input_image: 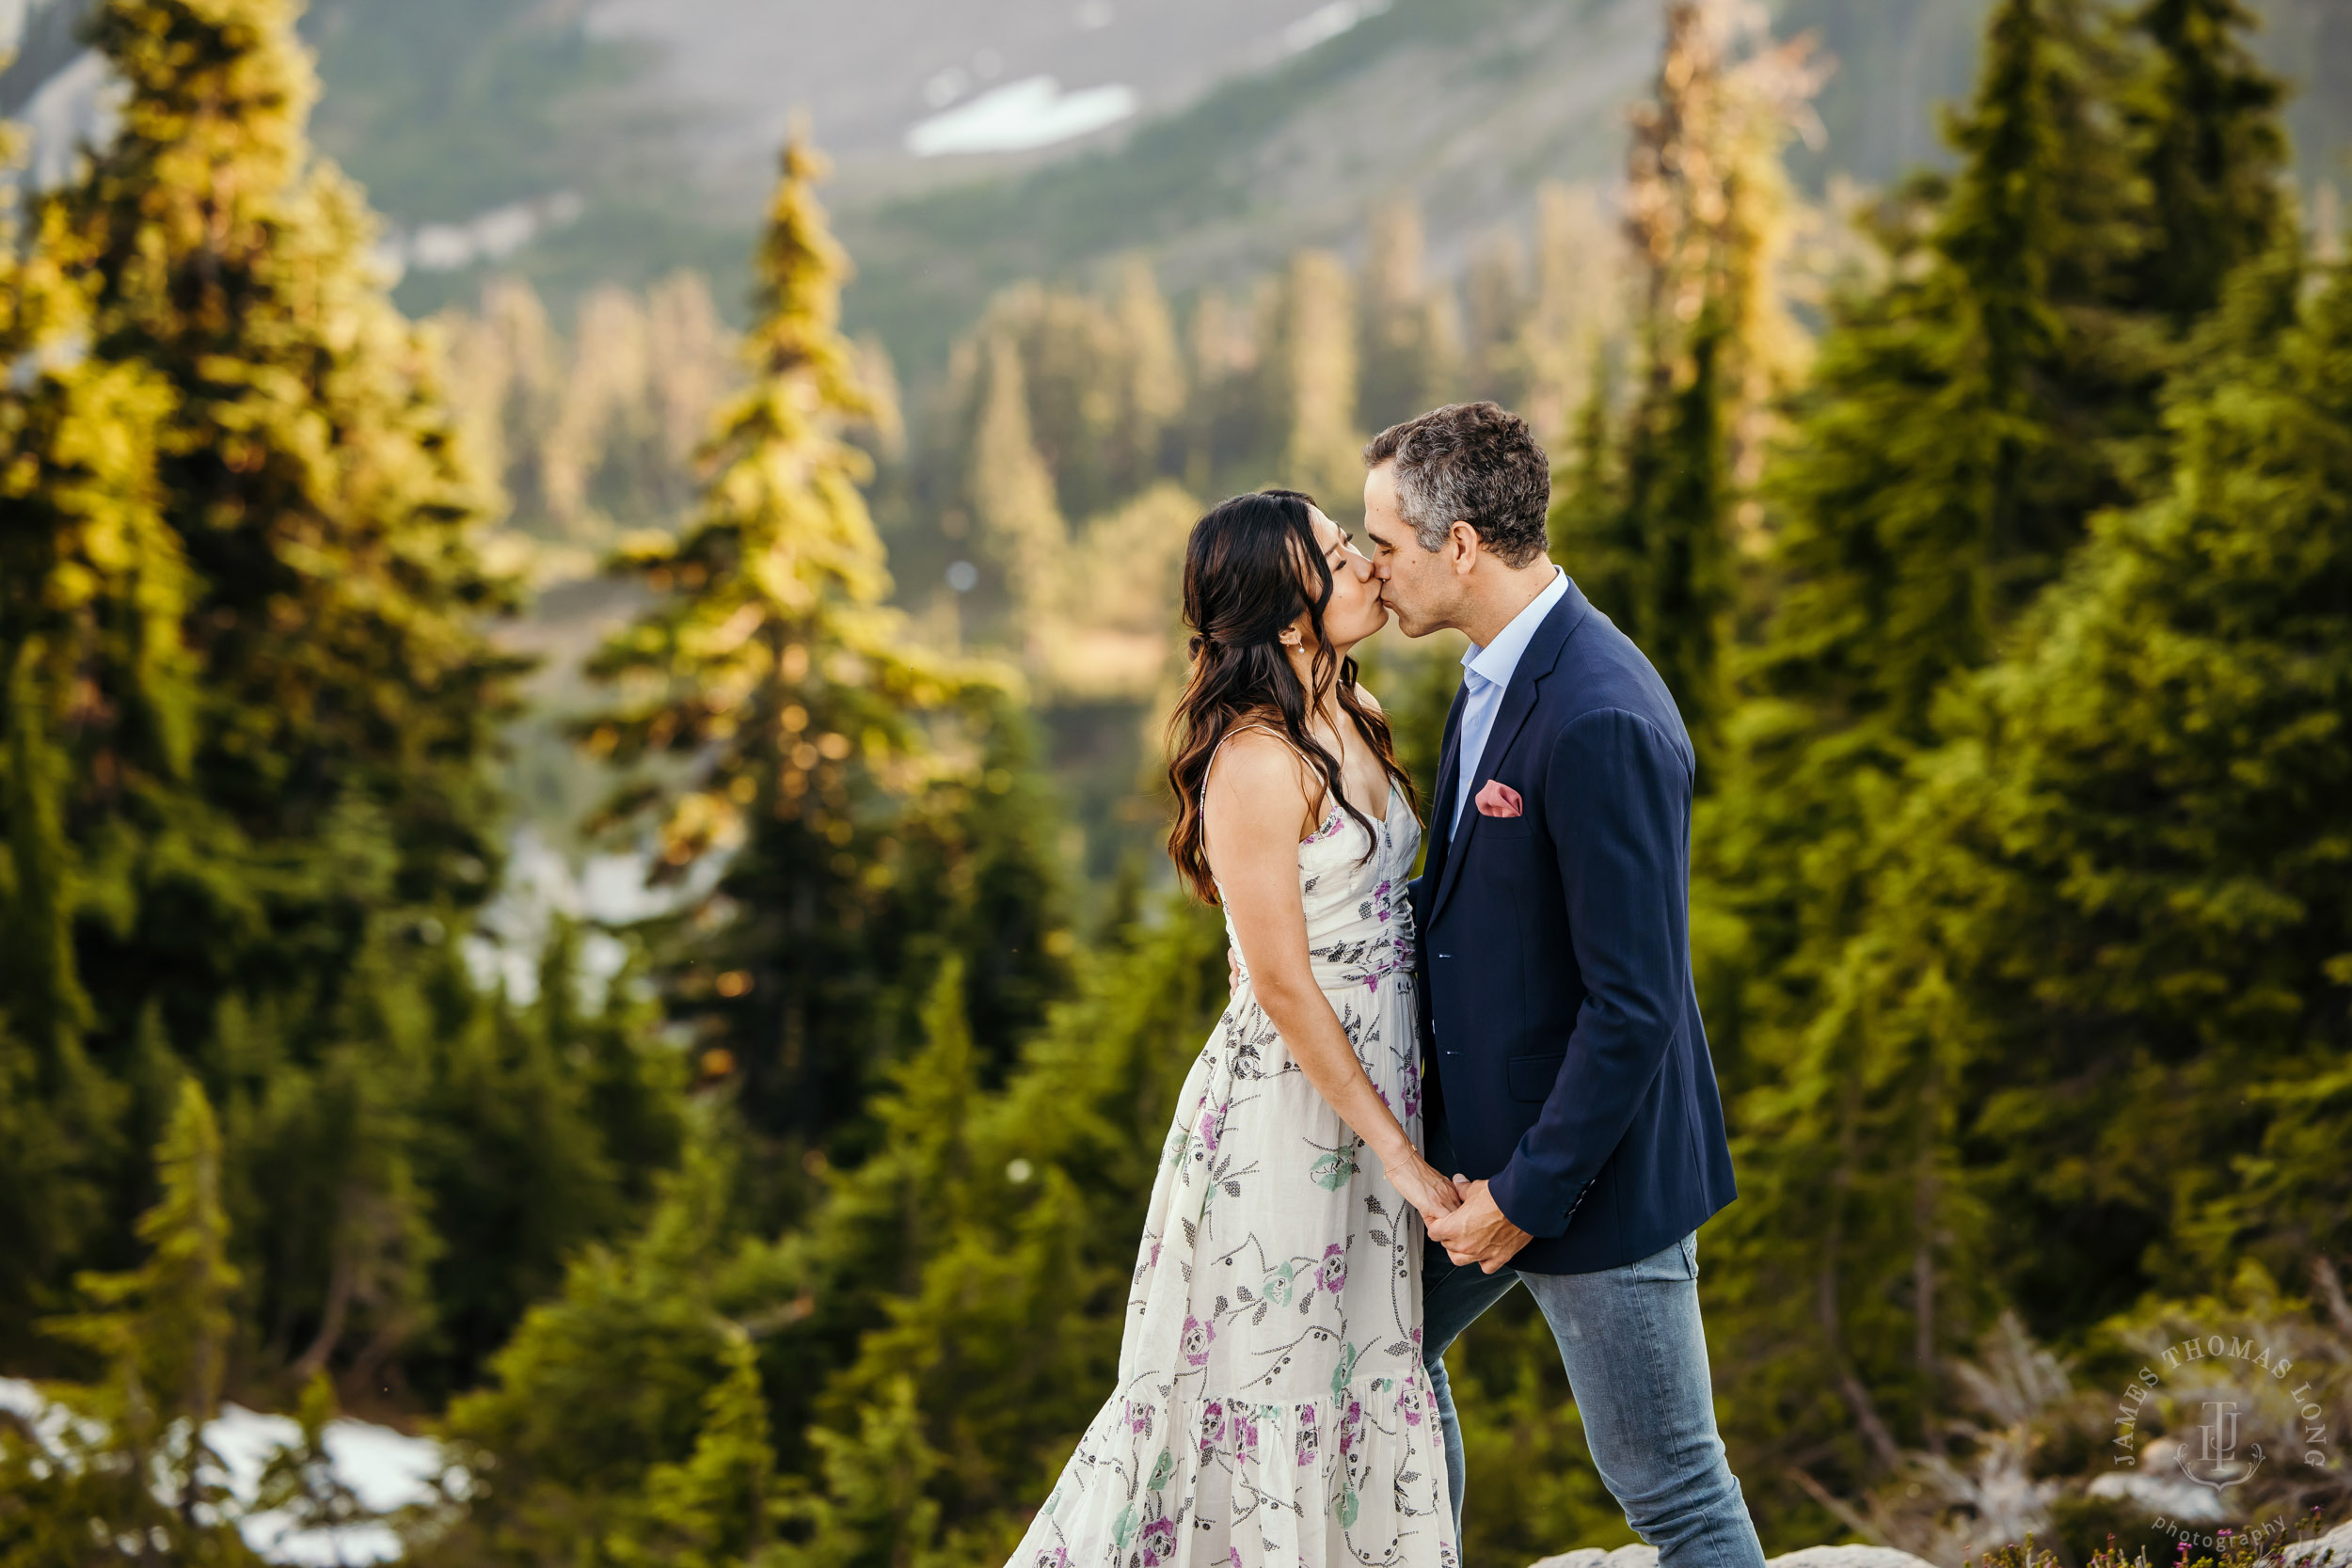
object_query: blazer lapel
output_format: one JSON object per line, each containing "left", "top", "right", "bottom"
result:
{"left": 1424, "top": 683, "right": 1467, "bottom": 869}
{"left": 1426, "top": 581, "right": 1592, "bottom": 927}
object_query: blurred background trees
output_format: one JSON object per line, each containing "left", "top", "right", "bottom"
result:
{"left": 3, "top": 0, "right": 2349, "bottom": 1564}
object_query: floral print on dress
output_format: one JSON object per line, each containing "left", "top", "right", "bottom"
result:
{"left": 1006, "top": 783, "right": 1454, "bottom": 1568}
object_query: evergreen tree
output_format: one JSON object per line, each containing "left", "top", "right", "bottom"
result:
{"left": 1549, "top": 0, "right": 1820, "bottom": 763}
{"left": 608, "top": 1331, "right": 787, "bottom": 1568}
{"left": 1702, "top": 0, "right": 2176, "bottom": 1072}
{"left": 967, "top": 326, "right": 1070, "bottom": 643}
{"left": 1703, "top": 0, "right": 2305, "bottom": 1523}
{"left": 432, "top": 1132, "right": 794, "bottom": 1566}
{"left": 1515, "top": 183, "right": 1623, "bottom": 448}
{"left": 1912, "top": 247, "right": 2352, "bottom": 1315}
{"left": 1112, "top": 258, "right": 1187, "bottom": 490}
{"left": 58, "top": 0, "right": 521, "bottom": 1038}
{"left": 2124, "top": 0, "right": 2288, "bottom": 325}
{"left": 1358, "top": 199, "right": 1458, "bottom": 434}
{"left": 8, "top": 1082, "right": 259, "bottom": 1565}
{"left": 583, "top": 135, "right": 1067, "bottom": 1163}
{"left": 405, "top": 927, "right": 686, "bottom": 1396}
{"left": 1460, "top": 237, "right": 1529, "bottom": 408}
{"left": 1693, "top": 0, "right": 2294, "bottom": 1524}
{"left": 1274, "top": 249, "right": 1363, "bottom": 511}
{"left": 766, "top": 909, "right": 1227, "bottom": 1566}
{"left": 0, "top": 182, "right": 178, "bottom": 1356}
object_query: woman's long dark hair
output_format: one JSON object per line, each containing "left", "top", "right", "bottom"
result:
{"left": 1167, "top": 489, "right": 1417, "bottom": 904}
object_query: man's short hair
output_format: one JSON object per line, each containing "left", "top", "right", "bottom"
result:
{"left": 1363, "top": 402, "right": 1550, "bottom": 566}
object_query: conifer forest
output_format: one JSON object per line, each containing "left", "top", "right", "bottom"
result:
{"left": 2, "top": 0, "right": 2350, "bottom": 1565}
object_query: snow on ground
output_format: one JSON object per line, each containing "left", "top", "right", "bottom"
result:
{"left": 0, "top": 1378, "right": 453, "bottom": 1565}
{"left": 905, "top": 74, "right": 1138, "bottom": 154}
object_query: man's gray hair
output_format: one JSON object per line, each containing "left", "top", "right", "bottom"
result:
{"left": 1362, "top": 402, "right": 1550, "bottom": 567}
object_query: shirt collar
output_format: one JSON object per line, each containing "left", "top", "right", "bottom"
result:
{"left": 1461, "top": 567, "right": 1568, "bottom": 689}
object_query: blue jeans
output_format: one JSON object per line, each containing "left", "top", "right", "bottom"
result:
{"left": 1421, "top": 1124, "right": 1764, "bottom": 1568}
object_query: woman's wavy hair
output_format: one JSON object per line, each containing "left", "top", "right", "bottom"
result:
{"left": 1166, "top": 489, "right": 1416, "bottom": 904}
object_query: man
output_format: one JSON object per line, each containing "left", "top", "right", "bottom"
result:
{"left": 1361, "top": 401, "right": 1761, "bottom": 1567}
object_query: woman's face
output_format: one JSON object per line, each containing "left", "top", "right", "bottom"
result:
{"left": 1299, "top": 506, "right": 1388, "bottom": 653}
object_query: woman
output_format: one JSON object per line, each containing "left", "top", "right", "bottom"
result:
{"left": 1009, "top": 490, "right": 1459, "bottom": 1568}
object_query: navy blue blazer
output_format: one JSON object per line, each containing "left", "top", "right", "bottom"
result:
{"left": 1409, "top": 577, "right": 1737, "bottom": 1275}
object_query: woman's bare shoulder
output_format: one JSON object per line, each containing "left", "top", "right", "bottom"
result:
{"left": 1207, "top": 724, "right": 1310, "bottom": 793}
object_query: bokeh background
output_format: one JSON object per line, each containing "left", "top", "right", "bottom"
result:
{"left": 3, "top": 1, "right": 2351, "bottom": 1564}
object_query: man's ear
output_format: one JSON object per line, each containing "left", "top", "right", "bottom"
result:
{"left": 1449, "top": 519, "right": 1480, "bottom": 576}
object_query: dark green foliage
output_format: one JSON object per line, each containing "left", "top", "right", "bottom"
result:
{"left": 582, "top": 140, "right": 1070, "bottom": 1166}
{"left": 423, "top": 908, "right": 1225, "bottom": 1568}
{"left": 1694, "top": 0, "right": 2311, "bottom": 1531}
{"left": 62, "top": 0, "right": 524, "bottom": 1036}
{"left": 1919, "top": 250, "right": 2352, "bottom": 1307}
{"left": 428, "top": 1132, "right": 793, "bottom": 1564}
{"left": 0, "top": 0, "right": 689, "bottom": 1402}
{"left": 0, "top": 1082, "right": 262, "bottom": 1567}
{"left": 2125, "top": 0, "right": 2290, "bottom": 325}
{"left": 1554, "top": 309, "right": 1734, "bottom": 758}
{"left": 773, "top": 911, "right": 1226, "bottom": 1558}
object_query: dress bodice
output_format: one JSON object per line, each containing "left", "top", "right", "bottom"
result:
{"left": 1220, "top": 780, "right": 1422, "bottom": 994}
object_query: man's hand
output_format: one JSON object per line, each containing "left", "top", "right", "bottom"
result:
{"left": 1426, "top": 1177, "right": 1532, "bottom": 1274}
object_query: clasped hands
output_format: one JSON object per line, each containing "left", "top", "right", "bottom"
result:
{"left": 1388, "top": 1158, "right": 1531, "bottom": 1275}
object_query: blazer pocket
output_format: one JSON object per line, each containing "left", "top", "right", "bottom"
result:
{"left": 1506, "top": 1051, "right": 1565, "bottom": 1101}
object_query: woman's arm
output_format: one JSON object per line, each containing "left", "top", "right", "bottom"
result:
{"left": 1204, "top": 733, "right": 1459, "bottom": 1227}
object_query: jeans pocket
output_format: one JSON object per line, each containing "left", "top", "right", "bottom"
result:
{"left": 1625, "top": 1231, "right": 1698, "bottom": 1284}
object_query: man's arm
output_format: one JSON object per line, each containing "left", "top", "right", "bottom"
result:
{"left": 1486, "top": 706, "right": 1692, "bottom": 1238}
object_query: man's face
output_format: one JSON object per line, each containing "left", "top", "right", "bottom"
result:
{"left": 1363, "top": 461, "right": 1455, "bottom": 638}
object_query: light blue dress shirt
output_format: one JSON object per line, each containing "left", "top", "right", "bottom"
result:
{"left": 1451, "top": 566, "right": 1570, "bottom": 836}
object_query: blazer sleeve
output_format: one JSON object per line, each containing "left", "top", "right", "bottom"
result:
{"left": 1486, "top": 706, "right": 1692, "bottom": 1238}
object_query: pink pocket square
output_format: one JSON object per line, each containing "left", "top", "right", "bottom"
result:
{"left": 1474, "top": 780, "right": 1523, "bottom": 817}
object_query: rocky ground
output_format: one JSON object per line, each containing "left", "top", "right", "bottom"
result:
{"left": 1531, "top": 1521, "right": 2352, "bottom": 1568}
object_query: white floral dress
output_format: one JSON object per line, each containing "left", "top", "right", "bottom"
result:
{"left": 1009, "top": 764, "right": 1454, "bottom": 1568}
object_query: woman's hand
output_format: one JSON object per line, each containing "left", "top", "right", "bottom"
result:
{"left": 1383, "top": 1150, "right": 1465, "bottom": 1230}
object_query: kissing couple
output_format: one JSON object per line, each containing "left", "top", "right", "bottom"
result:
{"left": 1008, "top": 403, "right": 1764, "bottom": 1568}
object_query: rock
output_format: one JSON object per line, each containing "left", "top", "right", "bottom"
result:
{"left": 1769, "top": 1548, "right": 1938, "bottom": 1568}
{"left": 1531, "top": 1544, "right": 1937, "bottom": 1568}
{"left": 2085, "top": 1472, "right": 2229, "bottom": 1524}
{"left": 2279, "top": 1522, "right": 2352, "bottom": 1568}
{"left": 1528, "top": 1551, "right": 1612, "bottom": 1568}
{"left": 1528, "top": 1546, "right": 1656, "bottom": 1568}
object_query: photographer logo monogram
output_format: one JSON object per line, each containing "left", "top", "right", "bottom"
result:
{"left": 2114, "top": 1332, "right": 2331, "bottom": 1492}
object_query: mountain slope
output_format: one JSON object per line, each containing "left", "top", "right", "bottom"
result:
{"left": 837, "top": 0, "right": 2352, "bottom": 374}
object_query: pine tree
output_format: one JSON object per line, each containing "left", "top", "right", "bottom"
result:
{"left": 1917, "top": 247, "right": 2352, "bottom": 1314}
{"left": 0, "top": 186, "right": 178, "bottom": 1355}
{"left": 22, "top": 1081, "right": 257, "bottom": 1566}
{"left": 1113, "top": 258, "right": 1186, "bottom": 490}
{"left": 1460, "top": 236, "right": 1528, "bottom": 407}
{"left": 968, "top": 326, "right": 1070, "bottom": 641}
{"left": 434, "top": 1133, "right": 794, "bottom": 1565}
{"left": 609, "top": 1330, "right": 787, "bottom": 1568}
{"left": 1358, "top": 199, "right": 1457, "bottom": 434}
{"left": 1704, "top": 0, "right": 2167, "bottom": 1057}
{"left": 1275, "top": 249, "right": 1363, "bottom": 512}
{"left": 2125, "top": 0, "right": 2288, "bottom": 325}
{"left": 1696, "top": 0, "right": 2301, "bottom": 1519}
{"left": 768, "top": 908, "right": 1228, "bottom": 1563}
{"left": 1515, "top": 183, "right": 1623, "bottom": 447}
{"left": 1549, "top": 0, "right": 1820, "bottom": 763}
{"left": 583, "top": 135, "right": 1066, "bottom": 1160}
{"left": 403, "top": 926, "right": 688, "bottom": 1397}
{"left": 58, "top": 0, "right": 521, "bottom": 1040}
